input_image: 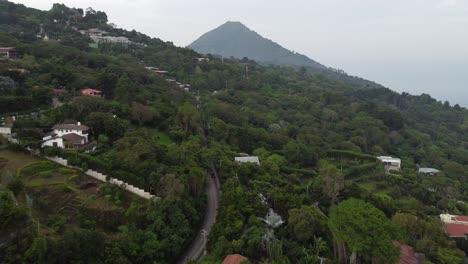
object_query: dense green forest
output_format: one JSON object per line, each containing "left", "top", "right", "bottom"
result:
{"left": 0, "top": 1, "right": 467, "bottom": 263}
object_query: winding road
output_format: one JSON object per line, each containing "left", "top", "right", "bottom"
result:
{"left": 178, "top": 170, "right": 220, "bottom": 264}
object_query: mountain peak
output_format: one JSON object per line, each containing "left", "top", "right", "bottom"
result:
{"left": 189, "top": 22, "right": 324, "bottom": 68}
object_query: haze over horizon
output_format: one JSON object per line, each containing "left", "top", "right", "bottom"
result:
{"left": 11, "top": 0, "right": 468, "bottom": 107}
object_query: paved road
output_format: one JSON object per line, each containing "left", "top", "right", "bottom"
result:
{"left": 178, "top": 172, "right": 220, "bottom": 264}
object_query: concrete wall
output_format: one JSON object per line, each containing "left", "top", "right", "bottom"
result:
{"left": 45, "top": 156, "right": 156, "bottom": 200}
{"left": 42, "top": 137, "right": 64, "bottom": 148}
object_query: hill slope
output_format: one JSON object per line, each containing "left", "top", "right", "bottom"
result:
{"left": 189, "top": 21, "right": 324, "bottom": 68}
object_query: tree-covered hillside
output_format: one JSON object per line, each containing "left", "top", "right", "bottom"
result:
{"left": 0, "top": 1, "right": 467, "bottom": 263}
{"left": 189, "top": 21, "right": 324, "bottom": 69}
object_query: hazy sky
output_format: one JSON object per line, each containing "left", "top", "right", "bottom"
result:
{"left": 12, "top": 0, "right": 468, "bottom": 107}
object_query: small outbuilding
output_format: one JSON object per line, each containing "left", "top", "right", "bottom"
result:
{"left": 234, "top": 156, "right": 260, "bottom": 165}
{"left": 418, "top": 168, "right": 440, "bottom": 176}
{"left": 81, "top": 88, "right": 102, "bottom": 97}
{"left": 377, "top": 156, "right": 401, "bottom": 172}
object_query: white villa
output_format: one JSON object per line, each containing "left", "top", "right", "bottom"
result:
{"left": 377, "top": 156, "right": 401, "bottom": 172}
{"left": 42, "top": 122, "right": 90, "bottom": 149}
{"left": 234, "top": 156, "right": 260, "bottom": 165}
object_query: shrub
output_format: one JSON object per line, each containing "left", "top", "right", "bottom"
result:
{"left": 18, "top": 161, "right": 59, "bottom": 177}
{"left": 7, "top": 176, "right": 24, "bottom": 196}
{"left": 44, "top": 147, "right": 63, "bottom": 157}
{"left": 46, "top": 214, "right": 66, "bottom": 233}
{"left": 38, "top": 171, "right": 53, "bottom": 178}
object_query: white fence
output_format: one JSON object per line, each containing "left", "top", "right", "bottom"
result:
{"left": 45, "top": 156, "right": 156, "bottom": 200}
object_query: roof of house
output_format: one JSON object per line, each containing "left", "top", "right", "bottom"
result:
{"left": 419, "top": 168, "right": 440, "bottom": 174}
{"left": 53, "top": 124, "right": 89, "bottom": 131}
{"left": 0, "top": 47, "right": 16, "bottom": 51}
{"left": 453, "top": 215, "right": 468, "bottom": 222}
{"left": 235, "top": 156, "right": 260, "bottom": 164}
{"left": 222, "top": 254, "right": 248, "bottom": 264}
{"left": 62, "top": 133, "right": 85, "bottom": 144}
{"left": 443, "top": 223, "right": 468, "bottom": 237}
{"left": 377, "top": 156, "right": 401, "bottom": 162}
{"left": 392, "top": 241, "right": 418, "bottom": 264}
{"left": 81, "top": 88, "right": 102, "bottom": 94}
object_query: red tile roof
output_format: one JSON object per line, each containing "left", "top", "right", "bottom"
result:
{"left": 222, "top": 254, "right": 248, "bottom": 264}
{"left": 53, "top": 88, "right": 65, "bottom": 94}
{"left": 392, "top": 241, "right": 418, "bottom": 264}
{"left": 453, "top": 216, "right": 468, "bottom": 223}
{"left": 443, "top": 223, "right": 468, "bottom": 237}
{"left": 62, "top": 133, "right": 85, "bottom": 144}
{"left": 81, "top": 88, "right": 102, "bottom": 93}
{"left": 0, "top": 47, "right": 16, "bottom": 51}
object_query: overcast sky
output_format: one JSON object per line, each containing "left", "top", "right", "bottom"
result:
{"left": 12, "top": 0, "right": 468, "bottom": 107}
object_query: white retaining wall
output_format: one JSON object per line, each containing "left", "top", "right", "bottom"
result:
{"left": 45, "top": 156, "right": 156, "bottom": 200}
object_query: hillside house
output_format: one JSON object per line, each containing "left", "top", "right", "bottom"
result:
{"left": 42, "top": 122, "right": 90, "bottom": 149}
{"left": 0, "top": 47, "right": 17, "bottom": 59}
{"left": 440, "top": 214, "right": 468, "bottom": 238}
{"left": 196, "top": 57, "right": 210, "bottom": 62}
{"left": 234, "top": 156, "right": 260, "bottom": 165}
{"left": 0, "top": 116, "right": 15, "bottom": 135}
{"left": 418, "top": 167, "right": 440, "bottom": 176}
{"left": 377, "top": 156, "right": 401, "bottom": 172}
{"left": 79, "top": 28, "right": 107, "bottom": 36}
{"left": 81, "top": 88, "right": 102, "bottom": 97}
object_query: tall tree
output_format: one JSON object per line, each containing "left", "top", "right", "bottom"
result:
{"left": 328, "top": 199, "right": 401, "bottom": 264}
{"left": 317, "top": 160, "right": 344, "bottom": 205}
{"left": 114, "top": 73, "right": 134, "bottom": 105}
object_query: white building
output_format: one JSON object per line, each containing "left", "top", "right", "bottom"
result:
{"left": 234, "top": 156, "right": 260, "bottom": 165}
{"left": 42, "top": 122, "right": 89, "bottom": 149}
{"left": 418, "top": 167, "right": 440, "bottom": 176}
{"left": 377, "top": 156, "right": 401, "bottom": 171}
{"left": 0, "top": 125, "right": 12, "bottom": 135}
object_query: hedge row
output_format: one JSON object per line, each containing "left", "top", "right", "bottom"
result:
{"left": 327, "top": 149, "right": 377, "bottom": 162}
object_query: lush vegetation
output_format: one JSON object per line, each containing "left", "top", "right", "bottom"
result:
{"left": 1, "top": 1, "right": 467, "bottom": 263}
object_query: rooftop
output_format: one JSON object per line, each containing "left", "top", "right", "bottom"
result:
{"left": 392, "top": 241, "right": 418, "bottom": 264}
{"left": 81, "top": 88, "right": 102, "bottom": 93}
{"left": 62, "top": 133, "right": 86, "bottom": 144}
{"left": 235, "top": 156, "right": 260, "bottom": 164}
{"left": 377, "top": 156, "right": 401, "bottom": 162}
{"left": 0, "top": 47, "right": 16, "bottom": 51}
{"left": 443, "top": 223, "right": 468, "bottom": 237}
{"left": 222, "top": 254, "right": 248, "bottom": 264}
{"left": 418, "top": 168, "right": 440, "bottom": 174}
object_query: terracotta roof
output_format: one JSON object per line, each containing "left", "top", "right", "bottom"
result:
{"left": 81, "top": 88, "right": 102, "bottom": 94}
{"left": 453, "top": 216, "right": 468, "bottom": 223}
{"left": 443, "top": 224, "right": 468, "bottom": 237}
{"left": 0, "top": 47, "right": 16, "bottom": 51}
{"left": 53, "top": 88, "right": 65, "bottom": 94}
{"left": 222, "top": 254, "right": 248, "bottom": 264}
{"left": 392, "top": 241, "right": 418, "bottom": 264}
{"left": 62, "top": 133, "right": 85, "bottom": 144}
{"left": 53, "top": 124, "right": 89, "bottom": 130}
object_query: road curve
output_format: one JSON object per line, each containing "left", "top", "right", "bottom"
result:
{"left": 178, "top": 173, "right": 220, "bottom": 264}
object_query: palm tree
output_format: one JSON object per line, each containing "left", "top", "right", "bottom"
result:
{"left": 313, "top": 236, "right": 328, "bottom": 256}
